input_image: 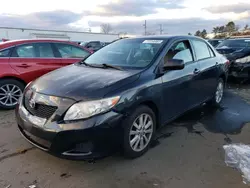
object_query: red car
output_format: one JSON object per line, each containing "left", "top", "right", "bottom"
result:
{"left": 0, "top": 39, "right": 92, "bottom": 109}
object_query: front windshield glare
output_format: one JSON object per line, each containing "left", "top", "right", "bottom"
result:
{"left": 84, "top": 39, "right": 165, "bottom": 68}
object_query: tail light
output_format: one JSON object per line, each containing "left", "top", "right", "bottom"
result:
{"left": 225, "top": 60, "right": 230, "bottom": 66}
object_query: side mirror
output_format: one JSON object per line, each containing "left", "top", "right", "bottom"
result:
{"left": 163, "top": 59, "right": 185, "bottom": 71}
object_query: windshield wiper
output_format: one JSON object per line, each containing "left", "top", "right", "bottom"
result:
{"left": 79, "top": 61, "right": 101, "bottom": 68}
{"left": 79, "top": 61, "right": 123, "bottom": 70}
{"left": 101, "top": 63, "right": 123, "bottom": 71}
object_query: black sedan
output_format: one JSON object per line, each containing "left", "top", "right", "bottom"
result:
{"left": 216, "top": 38, "right": 250, "bottom": 79}
{"left": 208, "top": 39, "right": 224, "bottom": 47}
{"left": 16, "top": 36, "right": 228, "bottom": 159}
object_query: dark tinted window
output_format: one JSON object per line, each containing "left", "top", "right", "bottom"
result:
{"left": 208, "top": 40, "right": 223, "bottom": 47}
{"left": 0, "top": 49, "right": 10, "bottom": 57}
{"left": 55, "top": 43, "right": 90, "bottom": 58}
{"left": 87, "top": 42, "right": 101, "bottom": 48}
{"left": 217, "top": 39, "right": 250, "bottom": 48}
{"left": 192, "top": 40, "right": 211, "bottom": 60}
{"left": 14, "top": 44, "right": 36, "bottom": 57}
{"left": 165, "top": 41, "right": 193, "bottom": 63}
{"left": 36, "top": 43, "right": 54, "bottom": 57}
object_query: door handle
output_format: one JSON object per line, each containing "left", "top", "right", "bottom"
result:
{"left": 16, "top": 64, "right": 31, "bottom": 68}
{"left": 193, "top": 68, "right": 200, "bottom": 74}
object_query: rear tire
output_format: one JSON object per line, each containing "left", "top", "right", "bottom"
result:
{"left": 122, "top": 105, "right": 156, "bottom": 159}
{"left": 209, "top": 78, "right": 224, "bottom": 106}
{"left": 0, "top": 79, "right": 25, "bottom": 109}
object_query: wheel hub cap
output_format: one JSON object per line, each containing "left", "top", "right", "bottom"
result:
{"left": 215, "top": 82, "right": 224, "bottom": 103}
{"left": 129, "top": 113, "right": 153, "bottom": 152}
{"left": 0, "top": 84, "right": 22, "bottom": 106}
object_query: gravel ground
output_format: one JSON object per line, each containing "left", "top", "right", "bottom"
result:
{"left": 0, "top": 85, "right": 250, "bottom": 188}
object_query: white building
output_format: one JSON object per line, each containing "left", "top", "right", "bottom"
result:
{"left": 0, "top": 27, "right": 119, "bottom": 42}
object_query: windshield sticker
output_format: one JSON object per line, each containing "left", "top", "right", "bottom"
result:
{"left": 142, "top": 40, "right": 163, "bottom": 44}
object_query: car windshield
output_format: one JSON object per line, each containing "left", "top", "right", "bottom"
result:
{"left": 217, "top": 39, "right": 250, "bottom": 48}
{"left": 84, "top": 38, "right": 166, "bottom": 68}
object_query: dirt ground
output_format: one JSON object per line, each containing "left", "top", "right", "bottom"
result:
{"left": 1, "top": 84, "right": 250, "bottom": 188}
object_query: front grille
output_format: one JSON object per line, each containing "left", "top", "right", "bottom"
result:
{"left": 24, "top": 97, "right": 57, "bottom": 119}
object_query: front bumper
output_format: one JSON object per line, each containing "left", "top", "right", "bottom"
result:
{"left": 16, "top": 103, "right": 124, "bottom": 160}
{"left": 229, "top": 62, "right": 250, "bottom": 79}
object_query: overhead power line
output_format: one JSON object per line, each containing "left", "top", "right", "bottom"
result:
{"left": 159, "top": 24, "right": 163, "bottom": 35}
{"left": 143, "top": 20, "right": 147, "bottom": 35}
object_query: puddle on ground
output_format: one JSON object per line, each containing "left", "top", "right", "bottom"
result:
{"left": 153, "top": 91, "right": 250, "bottom": 145}
{"left": 174, "top": 91, "right": 250, "bottom": 135}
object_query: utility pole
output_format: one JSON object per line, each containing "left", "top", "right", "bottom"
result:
{"left": 143, "top": 20, "right": 147, "bottom": 35}
{"left": 159, "top": 24, "right": 163, "bottom": 35}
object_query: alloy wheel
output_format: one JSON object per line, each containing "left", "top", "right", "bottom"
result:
{"left": 215, "top": 81, "right": 224, "bottom": 104}
{"left": 0, "top": 84, "right": 22, "bottom": 106}
{"left": 129, "top": 113, "right": 153, "bottom": 152}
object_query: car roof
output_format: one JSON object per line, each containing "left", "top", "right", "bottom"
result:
{"left": 0, "top": 39, "right": 80, "bottom": 49}
{"left": 125, "top": 35, "right": 204, "bottom": 40}
{"left": 208, "top": 39, "right": 224, "bottom": 41}
{"left": 226, "top": 38, "right": 250, "bottom": 40}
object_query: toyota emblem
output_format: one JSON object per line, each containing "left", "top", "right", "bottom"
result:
{"left": 29, "top": 98, "right": 36, "bottom": 109}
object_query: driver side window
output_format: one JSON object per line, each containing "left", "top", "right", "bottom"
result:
{"left": 165, "top": 40, "right": 194, "bottom": 64}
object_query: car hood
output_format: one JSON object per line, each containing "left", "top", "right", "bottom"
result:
{"left": 31, "top": 64, "right": 141, "bottom": 101}
{"left": 216, "top": 47, "right": 250, "bottom": 61}
{"left": 216, "top": 47, "right": 243, "bottom": 55}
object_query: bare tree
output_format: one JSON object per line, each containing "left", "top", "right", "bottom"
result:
{"left": 100, "top": 23, "right": 112, "bottom": 34}
{"left": 212, "top": 27, "right": 220, "bottom": 36}
{"left": 244, "top": 24, "right": 249, "bottom": 31}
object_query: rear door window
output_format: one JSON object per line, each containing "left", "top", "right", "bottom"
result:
{"left": 0, "top": 49, "right": 11, "bottom": 57}
{"left": 12, "top": 44, "right": 37, "bottom": 57}
{"left": 55, "top": 43, "right": 90, "bottom": 58}
{"left": 35, "top": 43, "right": 55, "bottom": 58}
{"left": 208, "top": 46, "right": 215, "bottom": 57}
{"left": 192, "top": 40, "right": 211, "bottom": 60}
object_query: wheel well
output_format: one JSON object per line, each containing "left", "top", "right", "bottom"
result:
{"left": 219, "top": 74, "right": 226, "bottom": 83}
{"left": 0, "top": 76, "right": 27, "bottom": 86}
{"left": 140, "top": 101, "right": 160, "bottom": 129}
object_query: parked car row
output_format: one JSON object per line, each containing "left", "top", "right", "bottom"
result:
{"left": 80, "top": 41, "right": 112, "bottom": 52}
{"left": 15, "top": 35, "right": 229, "bottom": 159}
{"left": 0, "top": 39, "right": 92, "bottom": 109}
{"left": 207, "top": 39, "right": 224, "bottom": 47}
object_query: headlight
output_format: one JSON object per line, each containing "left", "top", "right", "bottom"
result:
{"left": 64, "top": 96, "right": 120, "bottom": 121}
{"left": 25, "top": 81, "right": 32, "bottom": 89}
{"left": 235, "top": 56, "right": 250, "bottom": 63}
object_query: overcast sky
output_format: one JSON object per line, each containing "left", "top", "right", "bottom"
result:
{"left": 0, "top": 0, "right": 250, "bottom": 35}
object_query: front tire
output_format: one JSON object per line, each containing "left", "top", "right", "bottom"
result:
{"left": 123, "top": 105, "right": 156, "bottom": 159}
{"left": 0, "top": 79, "right": 25, "bottom": 109}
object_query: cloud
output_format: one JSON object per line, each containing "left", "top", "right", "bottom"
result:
{"left": 1, "top": 1, "right": 250, "bottom": 36}
{"left": 0, "top": 10, "right": 83, "bottom": 30}
{"left": 89, "top": 18, "right": 227, "bottom": 35}
{"left": 205, "top": 3, "right": 250, "bottom": 14}
{"left": 88, "top": 0, "right": 185, "bottom": 16}
{"left": 32, "top": 10, "right": 83, "bottom": 25}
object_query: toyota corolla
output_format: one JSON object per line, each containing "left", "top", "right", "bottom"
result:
{"left": 16, "top": 36, "right": 228, "bottom": 159}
